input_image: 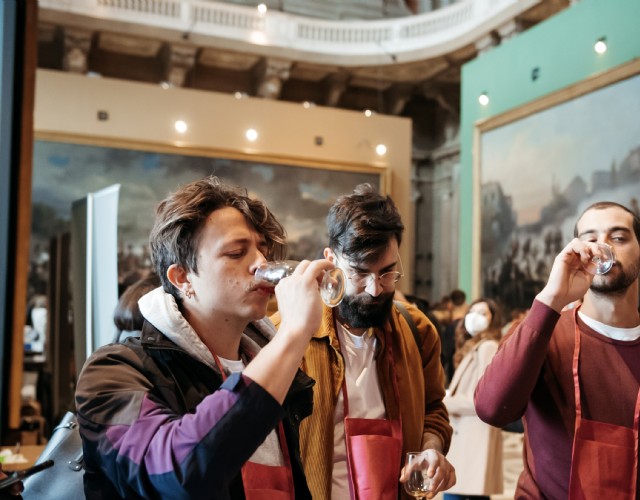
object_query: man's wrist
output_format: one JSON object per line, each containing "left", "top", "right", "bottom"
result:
{"left": 535, "top": 289, "right": 564, "bottom": 314}
{"left": 421, "top": 432, "right": 444, "bottom": 453}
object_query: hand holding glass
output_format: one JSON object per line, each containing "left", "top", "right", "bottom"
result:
{"left": 585, "top": 243, "right": 616, "bottom": 275}
{"left": 253, "top": 260, "right": 345, "bottom": 307}
{"left": 403, "top": 452, "right": 432, "bottom": 499}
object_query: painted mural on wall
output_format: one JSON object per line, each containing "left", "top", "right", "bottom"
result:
{"left": 29, "top": 142, "right": 381, "bottom": 295}
{"left": 479, "top": 72, "right": 640, "bottom": 313}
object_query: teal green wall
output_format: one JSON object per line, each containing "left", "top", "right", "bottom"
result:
{"left": 459, "top": 0, "right": 640, "bottom": 296}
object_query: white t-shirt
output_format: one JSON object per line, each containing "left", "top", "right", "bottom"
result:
{"left": 331, "top": 323, "right": 386, "bottom": 499}
{"left": 578, "top": 311, "right": 640, "bottom": 341}
{"left": 218, "top": 356, "right": 284, "bottom": 466}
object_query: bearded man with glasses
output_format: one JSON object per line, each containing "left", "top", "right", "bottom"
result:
{"left": 272, "top": 184, "right": 456, "bottom": 499}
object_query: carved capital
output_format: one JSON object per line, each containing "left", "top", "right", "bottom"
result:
{"left": 63, "top": 28, "right": 92, "bottom": 74}
{"left": 474, "top": 33, "right": 498, "bottom": 55}
{"left": 164, "top": 44, "right": 197, "bottom": 87}
{"left": 323, "top": 71, "right": 351, "bottom": 107}
{"left": 496, "top": 19, "right": 522, "bottom": 42}
{"left": 255, "top": 58, "right": 292, "bottom": 99}
{"left": 386, "top": 83, "right": 413, "bottom": 116}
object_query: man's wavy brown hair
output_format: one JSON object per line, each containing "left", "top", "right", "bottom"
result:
{"left": 149, "top": 176, "right": 287, "bottom": 303}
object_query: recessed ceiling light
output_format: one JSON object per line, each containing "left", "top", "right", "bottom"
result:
{"left": 246, "top": 128, "right": 258, "bottom": 142}
{"left": 174, "top": 120, "right": 187, "bottom": 133}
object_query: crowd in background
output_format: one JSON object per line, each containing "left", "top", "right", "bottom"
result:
{"left": 404, "top": 289, "right": 529, "bottom": 388}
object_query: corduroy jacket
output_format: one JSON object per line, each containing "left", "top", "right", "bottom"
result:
{"left": 272, "top": 301, "right": 452, "bottom": 499}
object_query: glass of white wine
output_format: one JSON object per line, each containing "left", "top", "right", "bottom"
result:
{"left": 253, "top": 260, "right": 345, "bottom": 307}
{"left": 403, "top": 452, "right": 431, "bottom": 499}
{"left": 585, "top": 242, "right": 616, "bottom": 275}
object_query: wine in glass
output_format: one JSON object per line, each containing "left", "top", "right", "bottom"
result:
{"left": 253, "top": 260, "right": 345, "bottom": 307}
{"left": 403, "top": 452, "right": 431, "bottom": 499}
{"left": 586, "top": 242, "right": 616, "bottom": 275}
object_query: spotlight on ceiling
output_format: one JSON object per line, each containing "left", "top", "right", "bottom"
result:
{"left": 594, "top": 37, "right": 607, "bottom": 54}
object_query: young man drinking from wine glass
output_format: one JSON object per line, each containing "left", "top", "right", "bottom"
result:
{"left": 75, "top": 175, "right": 335, "bottom": 499}
{"left": 475, "top": 201, "right": 640, "bottom": 498}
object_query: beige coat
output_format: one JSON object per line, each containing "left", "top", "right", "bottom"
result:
{"left": 444, "top": 339, "right": 503, "bottom": 495}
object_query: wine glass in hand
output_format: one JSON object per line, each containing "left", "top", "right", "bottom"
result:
{"left": 403, "top": 452, "right": 431, "bottom": 499}
{"left": 584, "top": 242, "right": 616, "bottom": 275}
{"left": 253, "top": 260, "right": 345, "bottom": 307}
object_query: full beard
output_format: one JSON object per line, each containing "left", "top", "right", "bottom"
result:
{"left": 337, "top": 291, "right": 395, "bottom": 329}
{"left": 590, "top": 260, "right": 640, "bottom": 294}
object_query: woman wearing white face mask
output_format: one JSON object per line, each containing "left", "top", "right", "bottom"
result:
{"left": 443, "top": 298, "right": 504, "bottom": 500}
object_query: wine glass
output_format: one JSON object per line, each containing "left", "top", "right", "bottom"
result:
{"left": 403, "top": 452, "right": 431, "bottom": 499}
{"left": 585, "top": 242, "right": 616, "bottom": 275}
{"left": 253, "top": 260, "right": 345, "bottom": 307}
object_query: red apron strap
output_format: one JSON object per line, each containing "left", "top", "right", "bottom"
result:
{"left": 572, "top": 308, "right": 583, "bottom": 419}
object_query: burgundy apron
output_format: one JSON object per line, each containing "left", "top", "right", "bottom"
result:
{"left": 213, "top": 353, "right": 295, "bottom": 500}
{"left": 568, "top": 308, "right": 640, "bottom": 499}
{"left": 340, "top": 326, "right": 403, "bottom": 500}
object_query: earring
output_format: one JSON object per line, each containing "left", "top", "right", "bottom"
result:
{"left": 185, "top": 289, "right": 193, "bottom": 299}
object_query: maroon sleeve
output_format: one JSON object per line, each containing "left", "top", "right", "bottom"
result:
{"left": 474, "top": 300, "right": 560, "bottom": 427}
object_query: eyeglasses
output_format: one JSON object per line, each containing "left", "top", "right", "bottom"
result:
{"left": 335, "top": 254, "right": 403, "bottom": 288}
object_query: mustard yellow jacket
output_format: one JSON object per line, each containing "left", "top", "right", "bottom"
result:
{"left": 272, "top": 301, "right": 452, "bottom": 499}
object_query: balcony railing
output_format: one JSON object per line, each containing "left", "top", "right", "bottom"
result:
{"left": 39, "top": 0, "right": 540, "bottom": 64}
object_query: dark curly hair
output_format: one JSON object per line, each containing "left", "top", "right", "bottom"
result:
{"left": 327, "top": 183, "right": 404, "bottom": 263}
{"left": 574, "top": 201, "right": 640, "bottom": 244}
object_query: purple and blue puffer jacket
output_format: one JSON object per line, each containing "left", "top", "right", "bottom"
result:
{"left": 75, "top": 320, "right": 314, "bottom": 499}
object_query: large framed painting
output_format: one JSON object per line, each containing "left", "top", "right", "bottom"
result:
{"left": 474, "top": 60, "right": 640, "bottom": 314}
{"left": 29, "top": 137, "right": 386, "bottom": 296}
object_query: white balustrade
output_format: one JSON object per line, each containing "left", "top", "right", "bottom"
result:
{"left": 38, "top": 0, "right": 540, "bottom": 64}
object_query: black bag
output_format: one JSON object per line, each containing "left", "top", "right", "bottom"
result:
{"left": 22, "top": 411, "right": 85, "bottom": 499}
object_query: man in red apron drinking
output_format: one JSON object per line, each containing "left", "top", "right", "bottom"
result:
{"left": 476, "top": 201, "right": 640, "bottom": 499}
{"left": 273, "top": 184, "right": 456, "bottom": 499}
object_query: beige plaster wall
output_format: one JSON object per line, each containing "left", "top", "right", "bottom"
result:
{"left": 33, "top": 69, "right": 415, "bottom": 291}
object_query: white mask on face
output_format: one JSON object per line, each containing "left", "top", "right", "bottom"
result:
{"left": 464, "top": 312, "right": 490, "bottom": 336}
